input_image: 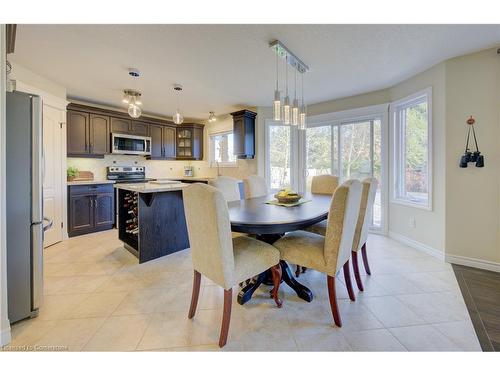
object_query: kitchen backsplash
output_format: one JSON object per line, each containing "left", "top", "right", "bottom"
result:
{"left": 67, "top": 155, "right": 257, "bottom": 181}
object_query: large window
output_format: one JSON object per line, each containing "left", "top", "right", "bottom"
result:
{"left": 391, "top": 88, "right": 432, "bottom": 209}
{"left": 209, "top": 131, "right": 236, "bottom": 166}
{"left": 266, "top": 123, "right": 292, "bottom": 189}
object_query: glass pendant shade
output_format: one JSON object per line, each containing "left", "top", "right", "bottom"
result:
{"left": 173, "top": 110, "right": 184, "bottom": 125}
{"left": 273, "top": 90, "right": 281, "bottom": 121}
{"left": 283, "top": 95, "right": 290, "bottom": 125}
{"left": 292, "top": 98, "right": 299, "bottom": 126}
{"left": 128, "top": 104, "right": 142, "bottom": 118}
{"left": 299, "top": 104, "right": 306, "bottom": 130}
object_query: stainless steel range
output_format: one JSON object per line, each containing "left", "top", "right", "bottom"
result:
{"left": 106, "top": 166, "right": 155, "bottom": 183}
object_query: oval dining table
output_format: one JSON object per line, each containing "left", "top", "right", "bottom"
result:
{"left": 227, "top": 192, "right": 332, "bottom": 305}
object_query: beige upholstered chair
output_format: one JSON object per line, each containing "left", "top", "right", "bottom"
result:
{"left": 183, "top": 183, "right": 282, "bottom": 347}
{"left": 298, "top": 175, "right": 339, "bottom": 276}
{"left": 209, "top": 176, "right": 241, "bottom": 202}
{"left": 245, "top": 175, "right": 269, "bottom": 199}
{"left": 273, "top": 180, "right": 362, "bottom": 327}
{"left": 350, "top": 177, "right": 378, "bottom": 292}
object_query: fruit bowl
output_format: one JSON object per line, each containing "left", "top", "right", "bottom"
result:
{"left": 274, "top": 190, "right": 302, "bottom": 204}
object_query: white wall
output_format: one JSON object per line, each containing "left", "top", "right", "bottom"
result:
{"left": 1, "top": 24, "right": 12, "bottom": 347}
{"left": 445, "top": 48, "right": 500, "bottom": 268}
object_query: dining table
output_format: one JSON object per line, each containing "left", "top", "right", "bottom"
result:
{"left": 227, "top": 192, "right": 332, "bottom": 305}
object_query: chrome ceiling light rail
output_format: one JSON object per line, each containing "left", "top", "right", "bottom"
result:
{"left": 270, "top": 40, "right": 309, "bottom": 130}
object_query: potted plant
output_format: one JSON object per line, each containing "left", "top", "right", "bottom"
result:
{"left": 67, "top": 166, "right": 79, "bottom": 181}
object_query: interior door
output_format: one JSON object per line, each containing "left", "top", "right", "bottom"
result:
{"left": 43, "top": 104, "right": 64, "bottom": 247}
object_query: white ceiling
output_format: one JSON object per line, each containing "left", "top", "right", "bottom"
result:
{"left": 10, "top": 24, "right": 500, "bottom": 120}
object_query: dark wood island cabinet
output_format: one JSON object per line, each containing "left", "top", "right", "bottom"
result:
{"left": 114, "top": 182, "right": 190, "bottom": 263}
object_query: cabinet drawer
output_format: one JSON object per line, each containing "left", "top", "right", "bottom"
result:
{"left": 69, "top": 184, "right": 114, "bottom": 195}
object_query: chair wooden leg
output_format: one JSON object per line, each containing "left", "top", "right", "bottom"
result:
{"left": 219, "top": 288, "right": 232, "bottom": 348}
{"left": 327, "top": 275, "right": 342, "bottom": 327}
{"left": 295, "top": 265, "right": 300, "bottom": 277}
{"left": 270, "top": 264, "right": 283, "bottom": 308}
{"left": 351, "top": 251, "right": 364, "bottom": 292}
{"left": 343, "top": 260, "right": 356, "bottom": 301}
{"left": 361, "top": 243, "right": 371, "bottom": 275}
{"left": 188, "top": 270, "right": 201, "bottom": 319}
{"left": 301, "top": 266, "right": 307, "bottom": 274}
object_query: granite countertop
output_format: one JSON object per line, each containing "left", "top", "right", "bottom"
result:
{"left": 156, "top": 176, "right": 214, "bottom": 182}
{"left": 114, "top": 182, "right": 189, "bottom": 193}
{"left": 67, "top": 180, "right": 115, "bottom": 186}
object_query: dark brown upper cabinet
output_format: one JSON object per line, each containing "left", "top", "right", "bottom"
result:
{"left": 67, "top": 110, "right": 90, "bottom": 156}
{"left": 148, "top": 124, "right": 176, "bottom": 160}
{"left": 110, "top": 117, "right": 132, "bottom": 134}
{"left": 131, "top": 121, "right": 149, "bottom": 136}
{"left": 231, "top": 109, "right": 256, "bottom": 159}
{"left": 176, "top": 124, "right": 203, "bottom": 160}
{"left": 89, "top": 114, "right": 110, "bottom": 155}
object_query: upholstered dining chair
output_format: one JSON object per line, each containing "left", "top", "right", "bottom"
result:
{"left": 183, "top": 183, "right": 283, "bottom": 347}
{"left": 245, "top": 175, "right": 269, "bottom": 199}
{"left": 273, "top": 180, "right": 362, "bottom": 328}
{"left": 209, "top": 176, "right": 241, "bottom": 202}
{"left": 350, "top": 177, "right": 378, "bottom": 292}
{"left": 297, "top": 175, "right": 339, "bottom": 276}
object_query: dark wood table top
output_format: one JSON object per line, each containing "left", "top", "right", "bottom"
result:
{"left": 228, "top": 193, "right": 331, "bottom": 235}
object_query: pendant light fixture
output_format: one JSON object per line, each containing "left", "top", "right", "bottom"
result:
{"left": 122, "top": 89, "right": 143, "bottom": 119}
{"left": 299, "top": 73, "right": 307, "bottom": 130}
{"left": 273, "top": 53, "right": 281, "bottom": 121}
{"left": 283, "top": 59, "right": 290, "bottom": 125}
{"left": 269, "top": 40, "right": 309, "bottom": 128}
{"left": 208, "top": 111, "right": 216, "bottom": 123}
{"left": 292, "top": 69, "right": 299, "bottom": 126}
{"left": 173, "top": 84, "right": 184, "bottom": 125}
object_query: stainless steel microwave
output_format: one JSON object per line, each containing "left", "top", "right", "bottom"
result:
{"left": 111, "top": 133, "right": 151, "bottom": 156}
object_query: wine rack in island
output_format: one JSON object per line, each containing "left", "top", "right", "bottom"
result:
{"left": 118, "top": 190, "right": 140, "bottom": 256}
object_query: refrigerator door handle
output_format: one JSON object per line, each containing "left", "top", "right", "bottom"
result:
{"left": 31, "top": 95, "right": 43, "bottom": 224}
{"left": 43, "top": 216, "right": 53, "bottom": 232}
{"left": 31, "top": 223, "right": 44, "bottom": 311}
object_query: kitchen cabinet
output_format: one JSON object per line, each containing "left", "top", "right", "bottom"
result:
{"left": 67, "top": 110, "right": 90, "bottom": 156}
{"left": 131, "top": 121, "right": 149, "bottom": 136}
{"left": 68, "top": 184, "right": 115, "bottom": 237}
{"left": 110, "top": 117, "right": 132, "bottom": 134}
{"left": 67, "top": 110, "right": 109, "bottom": 157}
{"left": 148, "top": 124, "right": 176, "bottom": 159}
{"left": 231, "top": 109, "right": 256, "bottom": 159}
{"left": 176, "top": 124, "right": 203, "bottom": 160}
{"left": 89, "top": 114, "right": 110, "bottom": 155}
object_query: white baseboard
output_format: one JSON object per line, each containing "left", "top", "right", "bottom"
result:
{"left": 388, "top": 231, "right": 444, "bottom": 261}
{"left": 0, "top": 325, "right": 11, "bottom": 347}
{"left": 445, "top": 253, "right": 500, "bottom": 273}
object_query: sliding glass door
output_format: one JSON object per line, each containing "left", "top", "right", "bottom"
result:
{"left": 265, "top": 105, "right": 388, "bottom": 232}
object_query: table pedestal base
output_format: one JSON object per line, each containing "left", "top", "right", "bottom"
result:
{"left": 237, "top": 233, "right": 314, "bottom": 305}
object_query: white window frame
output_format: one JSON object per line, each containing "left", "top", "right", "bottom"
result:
{"left": 299, "top": 104, "right": 389, "bottom": 234}
{"left": 264, "top": 119, "right": 299, "bottom": 192}
{"left": 390, "top": 87, "right": 433, "bottom": 211}
{"left": 208, "top": 130, "right": 238, "bottom": 168}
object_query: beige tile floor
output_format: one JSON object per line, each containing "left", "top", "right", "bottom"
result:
{"left": 5, "top": 230, "right": 481, "bottom": 351}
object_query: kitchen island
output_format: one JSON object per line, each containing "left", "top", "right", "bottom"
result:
{"left": 114, "top": 182, "right": 191, "bottom": 263}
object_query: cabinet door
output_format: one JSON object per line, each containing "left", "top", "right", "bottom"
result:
{"left": 149, "top": 124, "right": 163, "bottom": 158}
{"left": 69, "top": 194, "right": 93, "bottom": 232}
{"left": 192, "top": 127, "right": 203, "bottom": 160}
{"left": 163, "top": 126, "right": 176, "bottom": 159}
{"left": 94, "top": 193, "right": 115, "bottom": 228}
{"left": 233, "top": 117, "right": 245, "bottom": 157}
{"left": 110, "top": 117, "right": 131, "bottom": 134}
{"left": 131, "top": 121, "right": 149, "bottom": 136}
{"left": 89, "top": 114, "right": 109, "bottom": 155}
{"left": 67, "top": 111, "right": 89, "bottom": 155}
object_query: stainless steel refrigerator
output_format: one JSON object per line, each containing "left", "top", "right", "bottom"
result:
{"left": 6, "top": 90, "right": 51, "bottom": 324}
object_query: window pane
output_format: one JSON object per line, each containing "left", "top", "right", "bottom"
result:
{"left": 212, "top": 133, "right": 235, "bottom": 163}
{"left": 341, "top": 121, "right": 372, "bottom": 181}
{"left": 402, "top": 101, "right": 428, "bottom": 204}
{"left": 269, "top": 125, "right": 291, "bottom": 189}
{"left": 305, "top": 126, "right": 332, "bottom": 190}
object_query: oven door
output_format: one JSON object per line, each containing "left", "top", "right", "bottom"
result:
{"left": 112, "top": 133, "right": 151, "bottom": 155}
